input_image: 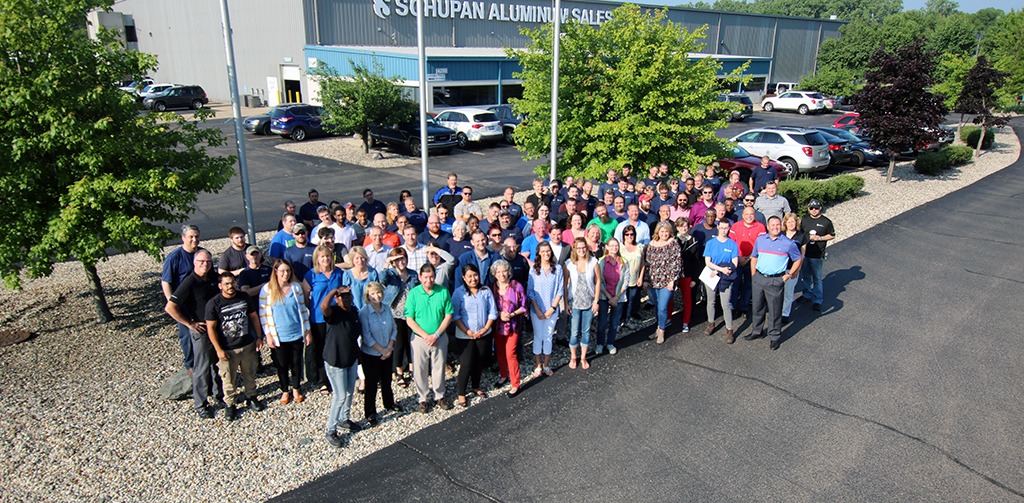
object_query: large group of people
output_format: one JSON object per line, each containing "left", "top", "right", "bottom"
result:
{"left": 162, "top": 166, "right": 835, "bottom": 447}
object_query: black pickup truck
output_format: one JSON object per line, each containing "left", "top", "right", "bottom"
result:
{"left": 369, "top": 119, "right": 458, "bottom": 156}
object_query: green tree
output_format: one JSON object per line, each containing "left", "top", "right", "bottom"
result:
{"left": 799, "top": 66, "right": 858, "bottom": 97}
{"left": 987, "top": 10, "right": 1024, "bottom": 105}
{"left": 312, "top": 61, "right": 418, "bottom": 153}
{"left": 509, "top": 4, "right": 745, "bottom": 180}
{"left": 928, "top": 13, "right": 978, "bottom": 57}
{"left": 0, "top": 0, "right": 235, "bottom": 322}
{"left": 932, "top": 53, "right": 974, "bottom": 113}
{"left": 854, "top": 39, "right": 948, "bottom": 183}
{"left": 925, "top": 0, "right": 959, "bottom": 17}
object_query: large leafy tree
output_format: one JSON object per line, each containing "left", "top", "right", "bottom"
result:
{"left": 680, "top": 0, "right": 901, "bottom": 23}
{"left": 956, "top": 55, "right": 1008, "bottom": 158}
{"left": 0, "top": 0, "right": 235, "bottom": 322}
{"left": 986, "top": 10, "right": 1024, "bottom": 107}
{"left": 312, "top": 61, "right": 417, "bottom": 153}
{"left": 853, "top": 39, "right": 947, "bottom": 183}
{"left": 509, "top": 4, "right": 745, "bottom": 180}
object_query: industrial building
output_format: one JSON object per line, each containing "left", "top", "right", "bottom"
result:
{"left": 100, "top": 0, "right": 843, "bottom": 109}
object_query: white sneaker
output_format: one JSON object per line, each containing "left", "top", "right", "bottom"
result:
{"left": 607, "top": 345, "right": 617, "bottom": 355}
{"left": 595, "top": 345, "right": 604, "bottom": 355}
{"left": 682, "top": 324, "right": 690, "bottom": 333}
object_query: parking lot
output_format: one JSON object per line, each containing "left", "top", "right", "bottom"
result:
{"left": 190, "top": 104, "right": 861, "bottom": 238}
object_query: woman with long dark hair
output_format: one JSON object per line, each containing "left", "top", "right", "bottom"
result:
{"left": 259, "top": 259, "right": 311, "bottom": 404}
{"left": 451, "top": 263, "right": 497, "bottom": 407}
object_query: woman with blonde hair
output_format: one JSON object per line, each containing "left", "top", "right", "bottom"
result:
{"left": 342, "top": 246, "right": 381, "bottom": 312}
{"left": 358, "top": 281, "right": 397, "bottom": 425}
{"left": 385, "top": 202, "right": 401, "bottom": 229}
{"left": 566, "top": 237, "right": 601, "bottom": 369}
{"left": 595, "top": 238, "right": 629, "bottom": 355}
{"left": 260, "top": 259, "right": 311, "bottom": 404}
{"left": 303, "top": 244, "right": 345, "bottom": 394}
{"left": 781, "top": 212, "right": 808, "bottom": 323}
{"left": 643, "top": 221, "right": 681, "bottom": 344}
{"left": 584, "top": 223, "right": 605, "bottom": 257}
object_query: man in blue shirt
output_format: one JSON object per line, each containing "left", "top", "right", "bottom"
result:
{"left": 161, "top": 224, "right": 201, "bottom": 370}
{"left": 745, "top": 216, "right": 803, "bottom": 350}
{"left": 455, "top": 231, "right": 499, "bottom": 290}
{"left": 749, "top": 155, "right": 779, "bottom": 196}
{"left": 282, "top": 223, "right": 315, "bottom": 280}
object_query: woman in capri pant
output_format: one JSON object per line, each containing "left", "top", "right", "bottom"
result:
{"left": 527, "top": 241, "right": 564, "bottom": 378}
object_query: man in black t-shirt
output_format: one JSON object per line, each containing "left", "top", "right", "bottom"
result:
{"left": 205, "top": 273, "right": 265, "bottom": 421}
{"left": 218, "top": 226, "right": 249, "bottom": 275}
{"left": 799, "top": 200, "right": 835, "bottom": 312}
{"left": 165, "top": 249, "right": 222, "bottom": 419}
{"left": 237, "top": 247, "right": 272, "bottom": 297}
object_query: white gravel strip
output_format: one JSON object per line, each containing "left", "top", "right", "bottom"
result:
{"left": 0, "top": 126, "right": 1017, "bottom": 502}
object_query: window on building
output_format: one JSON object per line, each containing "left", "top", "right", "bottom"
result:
{"left": 124, "top": 25, "right": 138, "bottom": 43}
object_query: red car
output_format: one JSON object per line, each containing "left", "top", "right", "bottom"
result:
{"left": 832, "top": 112, "right": 859, "bottom": 129}
{"left": 717, "top": 145, "right": 791, "bottom": 182}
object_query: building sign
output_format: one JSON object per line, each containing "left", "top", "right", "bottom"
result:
{"left": 372, "top": 0, "right": 613, "bottom": 25}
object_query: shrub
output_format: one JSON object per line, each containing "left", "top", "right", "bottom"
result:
{"left": 960, "top": 125, "right": 995, "bottom": 150}
{"left": 778, "top": 174, "right": 865, "bottom": 215}
{"left": 915, "top": 151, "right": 950, "bottom": 175}
{"left": 940, "top": 145, "right": 973, "bottom": 166}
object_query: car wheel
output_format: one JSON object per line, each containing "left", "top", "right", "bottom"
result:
{"left": 191, "top": 100, "right": 203, "bottom": 110}
{"left": 779, "top": 157, "right": 798, "bottom": 174}
{"left": 853, "top": 151, "right": 866, "bottom": 167}
{"left": 762, "top": 102, "right": 774, "bottom": 112}
{"left": 291, "top": 127, "right": 307, "bottom": 141}
{"left": 456, "top": 133, "right": 468, "bottom": 149}
{"left": 798, "top": 105, "right": 809, "bottom": 115}
{"left": 503, "top": 128, "right": 516, "bottom": 145}
{"left": 155, "top": 102, "right": 167, "bottom": 112}
{"left": 410, "top": 139, "right": 422, "bottom": 157}
{"left": 260, "top": 123, "right": 271, "bottom": 135}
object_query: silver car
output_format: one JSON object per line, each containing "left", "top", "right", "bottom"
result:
{"left": 434, "top": 107, "right": 503, "bottom": 148}
{"left": 730, "top": 126, "right": 831, "bottom": 174}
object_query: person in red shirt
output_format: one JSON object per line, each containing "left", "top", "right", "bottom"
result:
{"left": 728, "top": 206, "right": 767, "bottom": 316}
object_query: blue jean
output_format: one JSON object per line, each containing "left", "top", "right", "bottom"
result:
{"left": 732, "top": 265, "right": 752, "bottom": 312}
{"left": 801, "top": 257, "right": 825, "bottom": 304}
{"left": 324, "top": 361, "right": 358, "bottom": 434}
{"left": 652, "top": 287, "right": 673, "bottom": 330}
{"left": 569, "top": 308, "right": 594, "bottom": 348}
{"left": 177, "top": 322, "right": 194, "bottom": 370}
{"left": 596, "top": 298, "right": 623, "bottom": 346}
{"left": 625, "top": 286, "right": 640, "bottom": 318}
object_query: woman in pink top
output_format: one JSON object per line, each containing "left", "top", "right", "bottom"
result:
{"left": 562, "top": 212, "right": 586, "bottom": 244}
{"left": 490, "top": 259, "right": 527, "bottom": 396}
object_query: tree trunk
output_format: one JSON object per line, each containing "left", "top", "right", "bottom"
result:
{"left": 956, "top": 112, "right": 964, "bottom": 137}
{"left": 886, "top": 155, "right": 896, "bottom": 184}
{"left": 83, "top": 263, "right": 114, "bottom": 323}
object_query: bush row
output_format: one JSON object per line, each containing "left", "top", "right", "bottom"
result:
{"left": 778, "top": 174, "right": 865, "bottom": 215}
{"left": 960, "top": 126, "right": 995, "bottom": 150}
{"left": 914, "top": 145, "right": 975, "bottom": 175}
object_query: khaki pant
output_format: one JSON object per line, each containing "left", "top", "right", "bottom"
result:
{"left": 216, "top": 342, "right": 258, "bottom": 405}
{"left": 412, "top": 334, "right": 448, "bottom": 403}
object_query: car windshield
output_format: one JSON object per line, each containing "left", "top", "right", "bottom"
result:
{"left": 473, "top": 113, "right": 499, "bottom": 122}
{"left": 732, "top": 145, "right": 751, "bottom": 158}
{"left": 827, "top": 128, "right": 861, "bottom": 142}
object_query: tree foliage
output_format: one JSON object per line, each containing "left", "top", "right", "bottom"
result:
{"left": 957, "top": 55, "right": 1008, "bottom": 157}
{"left": 509, "top": 4, "right": 745, "bottom": 180}
{"left": 678, "top": 0, "right": 901, "bottom": 23}
{"left": 313, "top": 61, "right": 418, "bottom": 153}
{"left": 853, "top": 39, "right": 948, "bottom": 183}
{"left": 932, "top": 53, "right": 975, "bottom": 110}
{"left": 799, "top": 66, "right": 857, "bottom": 98}
{"left": 986, "top": 10, "right": 1024, "bottom": 105}
{"left": 0, "top": 0, "right": 235, "bottom": 322}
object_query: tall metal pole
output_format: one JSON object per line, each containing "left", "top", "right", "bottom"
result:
{"left": 417, "top": 0, "right": 430, "bottom": 210}
{"left": 549, "top": 0, "right": 561, "bottom": 182}
{"left": 218, "top": 0, "right": 257, "bottom": 246}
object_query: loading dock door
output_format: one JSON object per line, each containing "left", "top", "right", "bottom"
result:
{"left": 282, "top": 65, "right": 302, "bottom": 103}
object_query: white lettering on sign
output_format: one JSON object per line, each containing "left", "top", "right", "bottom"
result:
{"left": 372, "top": 0, "right": 613, "bottom": 25}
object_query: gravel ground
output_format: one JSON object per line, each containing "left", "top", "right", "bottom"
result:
{"left": 0, "top": 127, "right": 1017, "bottom": 502}
{"left": 275, "top": 135, "right": 418, "bottom": 169}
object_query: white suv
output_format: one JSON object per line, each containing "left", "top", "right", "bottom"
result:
{"left": 761, "top": 91, "right": 827, "bottom": 115}
{"left": 434, "top": 108, "right": 503, "bottom": 148}
{"left": 730, "top": 126, "right": 831, "bottom": 174}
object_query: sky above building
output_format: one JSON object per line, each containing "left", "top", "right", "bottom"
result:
{"left": 648, "top": 0, "right": 1017, "bottom": 15}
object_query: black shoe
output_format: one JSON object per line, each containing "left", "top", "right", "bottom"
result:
{"left": 197, "top": 406, "right": 214, "bottom": 419}
{"left": 339, "top": 420, "right": 363, "bottom": 432}
{"left": 418, "top": 402, "right": 429, "bottom": 414}
{"left": 247, "top": 397, "right": 265, "bottom": 412}
{"left": 384, "top": 403, "right": 401, "bottom": 412}
{"left": 742, "top": 333, "right": 759, "bottom": 341}
{"left": 325, "top": 431, "right": 343, "bottom": 448}
{"left": 769, "top": 340, "right": 780, "bottom": 351}
{"left": 796, "top": 296, "right": 810, "bottom": 304}
{"left": 367, "top": 415, "right": 379, "bottom": 427}
{"left": 436, "top": 398, "right": 453, "bottom": 410}
{"left": 812, "top": 303, "right": 822, "bottom": 312}
{"left": 224, "top": 405, "right": 236, "bottom": 422}
{"left": 781, "top": 316, "right": 790, "bottom": 324}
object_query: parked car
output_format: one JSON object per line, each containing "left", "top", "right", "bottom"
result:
{"left": 433, "top": 108, "right": 503, "bottom": 148}
{"left": 717, "top": 93, "right": 754, "bottom": 122}
{"left": 369, "top": 118, "right": 458, "bottom": 156}
{"left": 764, "top": 82, "right": 799, "bottom": 96}
{"left": 242, "top": 106, "right": 284, "bottom": 135}
{"left": 730, "top": 126, "right": 831, "bottom": 174}
{"left": 118, "top": 78, "right": 153, "bottom": 95}
{"left": 717, "top": 145, "right": 791, "bottom": 182}
{"left": 812, "top": 129, "right": 858, "bottom": 166}
{"left": 136, "top": 83, "right": 180, "bottom": 103}
{"left": 832, "top": 111, "right": 859, "bottom": 129}
{"left": 812, "top": 126, "right": 888, "bottom": 167}
{"left": 485, "top": 104, "right": 523, "bottom": 144}
{"left": 840, "top": 124, "right": 954, "bottom": 158}
{"left": 269, "top": 104, "right": 333, "bottom": 141}
{"left": 760, "top": 91, "right": 827, "bottom": 115}
{"left": 141, "top": 85, "right": 208, "bottom": 111}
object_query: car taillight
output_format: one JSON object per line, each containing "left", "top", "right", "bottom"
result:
{"left": 471, "top": 124, "right": 482, "bottom": 129}
{"left": 278, "top": 116, "right": 292, "bottom": 122}
{"left": 802, "top": 147, "right": 813, "bottom": 157}
{"left": 810, "top": 99, "right": 817, "bottom": 104}
{"left": 828, "top": 144, "right": 841, "bottom": 151}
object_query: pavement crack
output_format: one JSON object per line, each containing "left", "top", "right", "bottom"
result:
{"left": 664, "top": 355, "right": 1024, "bottom": 499}
{"left": 963, "top": 267, "right": 1024, "bottom": 284}
{"left": 397, "top": 440, "right": 505, "bottom": 502}
{"left": 882, "top": 222, "right": 1019, "bottom": 246}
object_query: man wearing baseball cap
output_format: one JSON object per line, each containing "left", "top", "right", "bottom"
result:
{"left": 799, "top": 199, "right": 835, "bottom": 312}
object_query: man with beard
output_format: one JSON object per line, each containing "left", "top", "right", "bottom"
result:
{"left": 205, "top": 273, "right": 265, "bottom": 421}
{"left": 587, "top": 204, "right": 618, "bottom": 243}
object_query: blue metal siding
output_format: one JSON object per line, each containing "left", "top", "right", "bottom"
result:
{"left": 718, "top": 15, "right": 775, "bottom": 58}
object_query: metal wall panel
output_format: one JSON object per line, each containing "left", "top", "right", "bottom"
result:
{"left": 666, "top": 10, "right": 721, "bottom": 52}
{"left": 773, "top": 18, "right": 819, "bottom": 82}
{"left": 114, "top": 0, "right": 308, "bottom": 103}
{"left": 719, "top": 15, "right": 775, "bottom": 58}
